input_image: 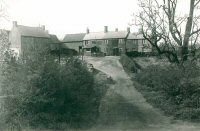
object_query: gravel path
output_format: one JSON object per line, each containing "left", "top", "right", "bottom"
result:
{"left": 84, "top": 56, "right": 200, "bottom": 131}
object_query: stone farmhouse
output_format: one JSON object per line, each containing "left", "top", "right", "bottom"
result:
{"left": 83, "top": 26, "right": 128, "bottom": 56}
{"left": 9, "top": 21, "right": 59, "bottom": 57}
{"left": 82, "top": 26, "right": 152, "bottom": 56}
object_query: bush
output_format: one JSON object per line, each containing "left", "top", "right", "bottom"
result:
{"left": 0, "top": 53, "right": 102, "bottom": 129}
{"left": 126, "top": 51, "right": 153, "bottom": 57}
{"left": 120, "top": 54, "right": 142, "bottom": 73}
{"left": 136, "top": 62, "right": 200, "bottom": 121}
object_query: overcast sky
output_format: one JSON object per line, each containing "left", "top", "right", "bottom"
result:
{"left": 0, "top": 0, "right": 191, "bottom": 39}
{"left": 1, "top": 0, "right": 141, "bottom": 39}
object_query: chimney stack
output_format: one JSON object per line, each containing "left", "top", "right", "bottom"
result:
{"left": 86, "top": 27, "right": 89, "bottom": 34}
{"left": 41, "top": 25, "right": 45, "bottom": 30}
{"left": 104, "top": 26, "right": 108, "bottom": 33}
{"left": 115, "top": 28, "right": 118, "bottom": 32}
{"left": 127, "top": 27, "right": 130, "bottom": 33}
{"left": 13, "top": 21, "right": 17, "bottom": 27}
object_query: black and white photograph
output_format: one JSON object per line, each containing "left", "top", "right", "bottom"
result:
{"left": 0, "top": 0, "right": 200, "bottom": 130}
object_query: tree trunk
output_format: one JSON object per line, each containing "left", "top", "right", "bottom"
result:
{"left": 182, "top": 0, "right": 195, "bottom": 61}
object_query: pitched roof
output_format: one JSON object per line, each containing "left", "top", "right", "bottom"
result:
{"left": 49, "top": 34, "right": 60, "bottom": 43}
{"left": 17, "top": 25, "right": 50, "bottom": 38}
{"left": 83, "top": 31, "right": 128, "bottom": 40}
{"left": 127, "top": 33, "right": 144, "bottom": 39}
{"left": 63, "top": 33, "right": 85, "bottom": 42}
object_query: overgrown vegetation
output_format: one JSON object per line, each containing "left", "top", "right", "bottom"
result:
{"left": 132, "top": 0, "right": 200, "bottom": 63}
{"left": 0, "top": 48, "right": 105, "bottom": 130}
{"left": 135, "top": 62, "right": 200, "bottom": 122}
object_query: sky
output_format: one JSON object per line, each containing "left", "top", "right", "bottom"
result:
{"left": 0, "top": 0, "right": 191, "bottom": 39}
{"left": 1, "top": 0, "right": 141, "bottom": 39}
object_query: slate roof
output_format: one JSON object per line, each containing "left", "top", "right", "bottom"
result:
{"left": 17, "top": 25, "right": 50, "bottom": 38}
{"left": 83, "top": 31, "right": 128, "bottom": 40}
{"left": 127, "top": 33, "right": 144, "bottom": 39}
{"left": 49, "top": 34, "right": 60, "bottom": 43}
{"left": 63, "top": 33, "right": 85, "bottom": 42}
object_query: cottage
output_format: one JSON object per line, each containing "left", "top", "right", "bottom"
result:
{"left": 62, "top": 33, "right": 85, "bottom": 54}
{"left": 83, "top": 26, "right": 130, "bottom": 56}
{"left": 9, "top": 21, "right": 52, "bottom": 57}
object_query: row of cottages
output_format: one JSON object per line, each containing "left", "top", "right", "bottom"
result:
{"left": 83, "top": 26, "right": 152, "bottom": 56}
{"left": 62, "top": 26, "right": 152, "bottom": 56}
{"left": 9, "top": 21, "right": 60, "bottom": 57}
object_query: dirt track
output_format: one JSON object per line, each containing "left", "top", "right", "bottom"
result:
{"left": 84, "top": 56, "right": 200, "bottom": 131}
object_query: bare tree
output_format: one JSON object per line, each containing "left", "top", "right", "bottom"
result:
{"left": 132, "top": 0, "right": 200, "bottom": 64}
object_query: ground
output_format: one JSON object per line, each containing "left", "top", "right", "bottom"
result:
{"left": 84, "top": 56, "right": 200, "bottom": 131}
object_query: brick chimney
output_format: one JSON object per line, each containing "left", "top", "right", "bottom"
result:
{"left": 41, "top": 25, "right": 45, "bottom": 30}
{"left": 13, "top": 21, "right": 17, "bottom": 27}
{"left": 127, "top": 27, "right": 130, "bottom": 33}
{"left": 86, "top": 27, "right": 89, "bottom": 34}
{"left": 104, "top": 26, "right": 108, "bottom": 33}
{"left": 115, "top": 28, "right": 118, "bottom": 32}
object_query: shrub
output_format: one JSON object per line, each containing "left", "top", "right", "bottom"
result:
{"left": 0, "top": 53, "right": 102, "bottom": 129}
{"left": 136, "top": 62, "right": 200, "bottom": 121}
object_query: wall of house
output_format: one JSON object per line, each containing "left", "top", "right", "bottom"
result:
{"left": 83, "top": 48, "right": 92, "bottom": 56}
{"left": 21, "top": 36, "right": 51, "bottom": 57}
{"left": 83, "top": 39, "right": 127, "bottom": 56}
{"left": 138, "top": 39, "right": 152, "bottom": 53}
{"left": 62, "top": 42, "right": 82, "bottom": 52}
{"left": 106, "top": 40, "right": 117, "bottom": 55}
{"left": 118, "top": 39, "right": 126, "bottom": 54}
{"left": 126, "top": 39, "right": 138, "bottom": 52}
{"left": 98, "top": 40, "right": 107, "bottom": 54}
{"left": 127, "top": 39, "right": 152, "bottom": 53}
{"left": 9, "top": 27, "right": 21, "bottom": 54}
{"left": 83, "top": 40, "right": 106, "bottom": 56}
{"left": 106, "top": 39, "right": 126, "bottom": 56}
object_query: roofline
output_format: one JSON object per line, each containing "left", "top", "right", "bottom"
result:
{"left": 49, "top": 42, "right": 68, "bottom": 44}
{"left": 62, "top": 41, "right": 83, "bottom": 43}
{"left": 21, "top": 35, "right": 50, "bottom": 39}
{"left": 83, "top": 38, "right": 127, "bottom": 41}
{"left": 127, "top": 38, "right": 146, "bottom": 40}
{"left": 64, "top": 33, "right": 85, "bottom": 35}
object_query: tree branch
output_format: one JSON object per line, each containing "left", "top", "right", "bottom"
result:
{"left": 190, "top": 28, "right": 200, "bottom": 36}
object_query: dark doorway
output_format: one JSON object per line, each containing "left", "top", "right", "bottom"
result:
{"left": 91, "top": 46, "right": 100, "bottom": 56}
{"left": 113, "top": 47, "right": 119, "bottom": 56}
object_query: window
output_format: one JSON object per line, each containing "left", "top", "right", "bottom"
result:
{"left": 104, "top": 40, "right": 108, "bottom": 44}
{"left": 85, "top": 41, "right": 88, "bottom": 45}
{"left": 119, "top": 39, "right": 123, "bottom": 43}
